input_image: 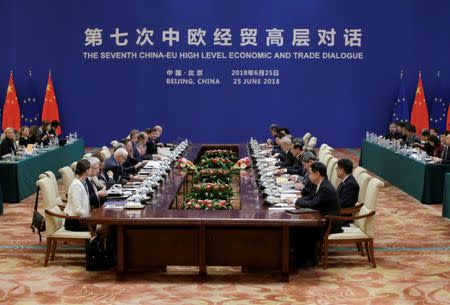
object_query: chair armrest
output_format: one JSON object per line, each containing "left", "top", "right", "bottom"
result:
{"left": 324, "top": 210, "right": 375, "bottom": 237}
{"left": 45, "top": 209, "right": 81, "bottom": 220}
{"left": 340, "top": 202, "right": 364, "bottom": 215}
{"left": 325, "top": 210, "right": 375, "bottom": 221}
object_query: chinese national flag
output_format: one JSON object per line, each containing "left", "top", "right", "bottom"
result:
{"left": 446, "top": 104, "right": 450, "bottom": 132}
{"left": 42, "top": 72, "right": 62, "bottom": 135}
{"left": 2, "top": 72, "right": 21, "bottom": 131}
{"left": 410, "top": 72, "right": 429, "bottom": 135}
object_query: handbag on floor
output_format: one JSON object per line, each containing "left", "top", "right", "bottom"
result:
{"left": 30, "top": 186, "right": 46, "bottom": 242}
{"left": 85, "top": 235, "right": 115, "bottom": 271}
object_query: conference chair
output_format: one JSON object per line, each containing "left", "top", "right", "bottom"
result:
{"left": 303, "top": 132, "right": 312, "bottom": 146}
{"left": 83, "top": 153, "right": 92, "bottom": 158}
{"left": 58, "top": 166, "right": 75, "bottom": 200}
{"left": 70, "top": 161, "right": 77, "bottom": 172}
{"left": 100, "top": 147, "right": 111, "bottom": 160}
{"left": 352, "top": 166, "right": 367, "bottom": 181}
{"left": 306, "top": 136, "right": 317, "bottom": 149}
{"left": 330, "top": 164, "right": 341, "bottom": 189}
{"left": 321, "top": 177, "right": 384, "bottom": 269}
{"left": 38, "top": 171, "right": 65, "bottom": 206}
{"left": 37, "top": 177, "right": 91, "bottom": 266}
{"left": 356, "top": 172, "right": 372, "bottom": 203}
{"left": 322, "top": 154, "right": 334, "bottom": 169}
{"left": 326, "top": 157, "right": 338, "bottom": 180}
{"left": 318, "top": 147, "right": 333, "bottom": 162}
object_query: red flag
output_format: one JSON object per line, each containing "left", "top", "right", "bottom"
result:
{"left": 446, "top": 104, "right": 450, "bottom": 132}
{"left": 2, "top": 72, "right": 21, "bottom": 131}
{"left": 42, "top": 71, "right": 62, "bottom": 135}
{"left": 410, "top": 72, "right": 429, "bottom": 135}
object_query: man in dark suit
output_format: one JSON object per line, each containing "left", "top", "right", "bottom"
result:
{"left": 438, "top": 133, "right": 450, "bottom": 164}
{"left": 292, "top": 162, "right": 343, "bottom": 234}
{"left": 86, "top": 157, "right": 107, "bottom": 208}
{"left": 275, "top": 136, "right": 295, "bottom": 167}
{"left": 121, "top": 138, "right": 144, "bottom": 175}
{"left": 384, "top": 122, "right": 401, "bottom": 140}
{"left": 404, "top": 123, "right": 421, "bottom": 146}
{"left": 335, "top": 158, "right": 359, "bottom": 208}
{"left": 129, "top": 129, "right": 142, "bottom": 162}
{"left": 291, "top": 151, "right": 317, "bottom": 197}
{"left": 276, "top": 142, "right": 305, "bottom": 176}
{"left": 103, "top": 148, "right": 131, "bottom": 183}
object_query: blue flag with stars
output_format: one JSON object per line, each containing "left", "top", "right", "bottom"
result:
{"left": 392, "top": 70, "right": 409, "bottom": 122}
{"left": 20, "top": 70, "right": 41, "bottom": 126}
{"left": 429, "top": 71, "right": 447, "bottom": 132}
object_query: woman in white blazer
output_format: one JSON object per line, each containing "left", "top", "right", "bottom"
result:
{"left": 64, "top": 159, "right": 92, "bottom": 231}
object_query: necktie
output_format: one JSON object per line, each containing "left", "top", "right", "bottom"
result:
{"left": 442, "top": 146, "right": 448, "bottom": 160}
{"left": 83, "top": 181, "right": 89, "bottom": 196}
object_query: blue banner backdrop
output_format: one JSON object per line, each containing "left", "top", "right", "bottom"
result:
{"left": 1, "top": 0, "right": 450, "bottom": 147}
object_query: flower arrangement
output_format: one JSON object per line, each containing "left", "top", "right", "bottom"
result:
{"left": 234, "top": 157, "right": 251, "bottom": 170}
{"left": 189, "top": 183, "right": 234, "bottom": 200}
{"left": 194, "top": 169, "right": 233, "bottom": 184}
{"left": 199, "top": 157, "right": 234, "bottom": 169}
{"left": 203, "top": 150, "right": 238, "bottom": 161}
{"left": 184, "top": 199, "right": 233, "bottom": 210}
{"left": 175, "top": 157, "right": 197, "bottom": 173}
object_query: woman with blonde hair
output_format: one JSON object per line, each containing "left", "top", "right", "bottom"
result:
{"left": 0, "top": 127, "right": 17, "bottom": 157}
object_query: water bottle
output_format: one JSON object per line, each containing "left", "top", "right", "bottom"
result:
{"left": 365, "top": 131, "right": 369, "bottom": 141}
{"left": 10, "top": 149, "right": 15, "bottom": 161}
{"left": 40, "top": 142, "right": 44, "bottom": 151}
{"left": 74, "top": 131, "right": 78, "bottom": 139}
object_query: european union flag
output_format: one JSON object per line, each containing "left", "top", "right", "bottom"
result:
{"left": 429, "top": 71, "right": 447, "bottom": 132}
{"left": 392, "top": 70, "right": 409, "bottom": 123}
{"left": 20, "top": 70, "right": 41, "bottom": 127}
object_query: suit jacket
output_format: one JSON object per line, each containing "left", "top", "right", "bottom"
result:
{"left": 146, "top": 139, "right": 157, "bottom": 156}
{"left": 104, "top": 156, "right": 129, "bottom": 182}
{"left": 405, "top": 134, "right": 420, "bottom": 146}
{"left": 301, "top": 173, "right": 317, "bottom": 197}
{"left": 123, "top": 156, "right": 139, "bottom": 174}
{"left": 384, "top": 131, "right": 401, "bottom": 140}
{"left": 131, "top": 142, "right": 142, "bottom": 161}
{"left": 337, "top": 175, "right": 359, "bottom": 208}
{"left": 286, "top": 154, "right": 305, "bottom": 176}
{"left": 277, "top": 150, "right": 295, "bottom": 168}
{"left": 85, "top": 178, "right": 101, "bottom": 209}
{"left": 64, "top": 179, "right": 90, "bottom": 217}
{"left": 39, "top": 131, "right": 50, "bottom": 146}
{"left": 441, "top": 146, "right": 450, "bottom": 164}
{"left": 0, "top": 138, "right": 16, "bottom": 157}
{"left": 19, "top": 137, "right": 29, "bottom": 147}
{"left": 295, "top": 178, "right": 343, "bottom": 233}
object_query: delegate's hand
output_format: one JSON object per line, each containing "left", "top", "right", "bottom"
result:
{"left": 97, "top": 189, "right": 107, "bottom": 197}
{"left": 289, "top": 175, "right": 299, "bottom": 182}
{"left": 294, "top": 182, "right": 304, "bottom": 191}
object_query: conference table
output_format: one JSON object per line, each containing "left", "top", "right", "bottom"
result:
{"left": 359, "top": 140, "right": 450, "bottom": 204}
{"left": 0, "top": 139, "right": 85, "bottom": 203}
{"left": 87, "top": 144, "right": 325, "bottom": 282}
{"left": 443, "top": 173, "right": 450, "bottom": 219}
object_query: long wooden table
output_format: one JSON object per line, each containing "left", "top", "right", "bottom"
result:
{"left": 87, "top": 144, "right": 325, "bottom": 281}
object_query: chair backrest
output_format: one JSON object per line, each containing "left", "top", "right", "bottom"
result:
{"left": 38, "top": 171, "right": 63, "bottom": 206}
{"left": 363, "top": 177, "right": 384, "bottom": 211}
{"left": 330, "top": 163, "right": 341, "bottom": 189}
{"left": 353, "top": 166, "right": 367, "bottom": 181}
{"left": 58, "top": 166, "right": 75, "bottom": 197}
{"left": 318, "top": 148, "right": 332, "bottom": 162}
{"left": 303, "top": 133, "right": 312, "bottom": 146}
{"left": 356, "top": 172, "right": 372, "bottom": 203}
{"left": 319, "top": 143, "right": 329, "bottom": 154}
{"left": 326, "top": 157, "right": 338, "bottom": 180}
{"left": 354, "top": 177, "right": 384, "bottom": 237}
{"left": 37, "top": 177, "right": 64, "bottom": 236}
{"left": 91, "top": 176, "right": 105, "bottom": 190}
{"left": 70, "top": 161, "right": 77, "bottom": 172}
{"left": 83, "top": 153, "right": 92, "bottom": 159}
{"left": 322, "top": 153, "right": 334, "bottom": 169}
{"left": 100, "top": 148, "right": 111, "bottom": 160}
{"left": 307, "top": 136, "right": 317, "bottom": 149}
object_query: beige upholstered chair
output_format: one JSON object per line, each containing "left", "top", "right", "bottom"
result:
{"left": 356, "top": 172, "right": 372, "bottom": 203}
{"left": 70, "top": 161, "right": 77, "bottom": 172}
{"left": 37, "top": 177, "right": 91, "bottom": 266}
{"left": 83, "top": 152, "right": 92, "bottom": 158}
{"left": 326, "top": 157, "right": 338, "bottom": 180}
{"left": 322, "top": 153, "right": 334, "bottom": 169}
{"left": 318, "top": 148, "right": 333, "bottom": 162}
{"left": 306, "top": 136, "right": 317, "bottom": 149}
{"left": 100, "top": 148, "right": 111, "bottom": 160}
{"left": 353, "top": 166, "right": 367, "bottom": 181}
{"left": 58, "top": 166, "right": 75, "bottom": 199}
{"left": 38, "top": 171, "right": 65, "bottom": 206}
{"left": 322, "top": 177, "right": 384, "bottom": 268}
{"left": 330, "top": 164, "right": 341, "bottom": 189}
{"left": 318, "top": 143, "right": 329, "bottom": 154}
{"left": 303, "top": 133, "right": 312, "bottom": 146}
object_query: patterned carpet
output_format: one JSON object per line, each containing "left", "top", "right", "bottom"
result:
{"left": 0, "top": 148, "right": 449, "bottom": 305}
